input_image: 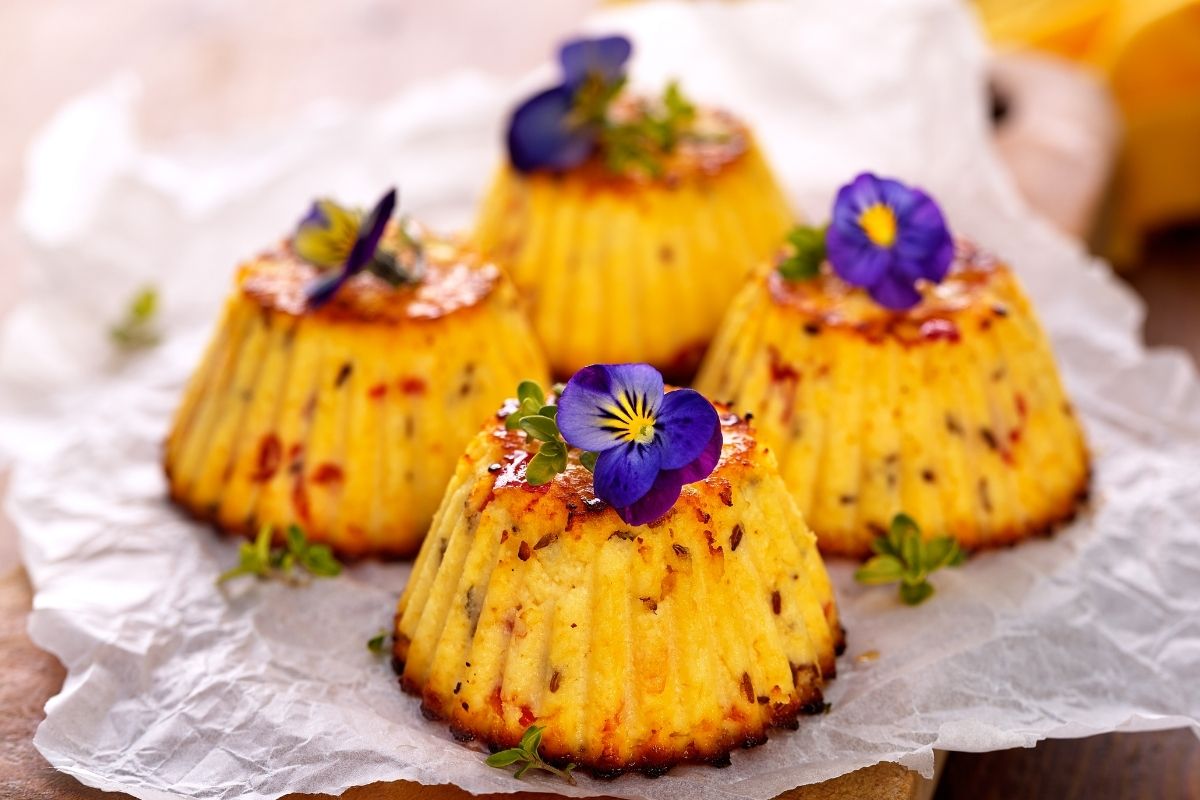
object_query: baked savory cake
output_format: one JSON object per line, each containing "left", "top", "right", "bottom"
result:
{"left": 394, "top": 387, "right": 842, "bottom": 776}
{"left": 473, "top": 35, "right": 792, "bottom": 380}
{"left": 164, "top": 191, "right": 549, "bottom": 558}
{"left": 695, "top": 241, "right": 1091, "bottom": 558}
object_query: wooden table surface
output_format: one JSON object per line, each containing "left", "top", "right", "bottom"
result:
{"left": 0, "top": 2, "right": 1197, "bottom": 799}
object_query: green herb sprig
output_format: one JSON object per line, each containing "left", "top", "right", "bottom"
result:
{"left": 371, "top": 215, "right": 426, "bottom": 286}
{"left": 485, "top": 725, "right": 577, "bottom": 785}
{"left": 367, "top": 629, "right": 390, "bottom": 655}
{"left": 504, "top": 380, "right": 596, "bottom": 486}
{"left": 587, "top": 80, "right": 697, "bottom": 177}
{"left": 777, "top": 224, "right": 827, "bottom": 281}
{"left": 217, "top": 524, "right": 342, "bottom": 585}
{"left": 855, "top": 513, "right": 965, "bottom": 605}
{"left": 109, "top": 286, "right": 162, "bottom": 350}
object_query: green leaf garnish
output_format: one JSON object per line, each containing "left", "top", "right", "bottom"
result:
{"left": 372, "top": 215, "right": 427, "bottom": 286}
{"left": 854, "top": 513, "right": 965, "bottom": 605}
{"left": 109, "top": 286, "right": 162, "bottom": 350}
{"left": 579, "top": 450, "right": 598, "bottom": 473}
{"left": 777, "top": 224, "right": 827, "bottom": 281}
{"left": 517, "top": 380, "right": 546, "bottom": 406}
{"left": 367, "top": 630, "right": 390, "bottom": 654}
{"left": 597, "top": 81, "right": 699, "bottom": 177}
{"left": 503, "top": 380, "right": 568, "bottom": 485}
{"left": 519, "top": 415, "right": 560, "bottom": 442}
{"left": 217, "top": 524, "right": 343, "bottom": 586}
{"left": 485, "top": 725, "right": 577, "bottom": 785}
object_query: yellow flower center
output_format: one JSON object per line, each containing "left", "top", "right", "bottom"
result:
{"left": 607, "top": 391, "right": 657, "bottom": 445}
{"left": 858, "top": 203, "right": 898, "bottom": 248}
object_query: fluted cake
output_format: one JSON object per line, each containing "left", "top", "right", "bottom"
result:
{"left": 695, "top": 242, "right": 1090, "bottom": 558}
{"left": 474, "top": 105, "right": 793, "bottom": 381}
{"left": 393, "top": 403, "right": 842, "bottom": 776}
{"left": 164, "top": 234, "right": 549, "bottom": 558}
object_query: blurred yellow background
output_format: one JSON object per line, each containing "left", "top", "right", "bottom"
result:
{"left": 977, "top": 0, "right": 1200, "bottom": 263}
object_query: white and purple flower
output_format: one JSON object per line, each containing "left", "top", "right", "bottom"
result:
{"left": 824, "top": 173, "right": 954, "bottom": 310}
{"left": 557, "top": 363, "right": 721, "bottom": 526}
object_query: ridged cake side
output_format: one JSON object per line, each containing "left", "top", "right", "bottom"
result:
{"left": 394, "top": 409, "right": 842, "bottom": 776}
{"left": 474, "top": 115, "right": 793, "bottom": 381}
{"left": 164, "top": 244, "right": 550, "bottom": 558}
{"left": 695, "top": 246, "right": 1090, "bottom": 558}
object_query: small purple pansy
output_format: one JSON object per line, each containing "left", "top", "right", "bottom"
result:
{"left": 557, "top": 363, "right": 722, "bottom": 526}
{"left": 824, "top": 172, "right": 954, "bottom": 310}
{"left": 506, "top": 34, "right": 632, "bottom": 173}
{"left": 559, "top": 35, "right": 632, "bottom": 91}
{"left": 302, "top": 188, "right": 396, "bottom": 308}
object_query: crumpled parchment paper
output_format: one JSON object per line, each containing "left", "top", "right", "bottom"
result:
{"left": 2, "top": 1, "right": 1199, "bottom": 799}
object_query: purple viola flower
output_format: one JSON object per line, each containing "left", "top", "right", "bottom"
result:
{"left": 559, "top": 35, "right": 632, "bottom": 91}
{"left": 306, "top": 188, "right": 396, "bottom": 308}
{"left": 557, "top": 363, "right": 722, "bottom": 526}
{"left": 824, "top": 173, "right": 954, "bottom": 310}
{"left": 506, "top": 34, "right": 631, "bottom": 174}
{"left": 507, "top": 85, "right": 598, "bottom": 173}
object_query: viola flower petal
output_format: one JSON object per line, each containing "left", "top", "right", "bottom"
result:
{"left": 557, "top": 363, "right": 664, "bottom": 453}
{"left": 293, "top": 199, "right": 361, "bottom": 269}
{"left": 839, "top": 172, "right": 887, "bottom": 215}
{"left": 867, "top": 269, "right": 924, "bottom": 310}
{"left": 559, "top": 35, "right": 632, "bottom": 91}
{"left": 893, "top": 190, "right": 954, "bottom": 283}
{"left": 557, "top": 362, "right": 720, "bottom": 526}
{"left": 306, "top": 271, "right": 350, "bottom": 308}
{"left": 665, "top": 423, "right": 724, "bottom": 485}
{"left": 620, "top": 425, "right": 722, "bottom": 526}
{"left": 825, "top": 222, "right": 892, "bottom": 287}
{"left": 306, "top": 188, "right": 396, "bottom": 308}
{"left": 824, "top": 172, "right": 953, "bottom": 311}
{"left": 593, "top": 443, "right": 662, "bottom": 510}
{"left": 507, "top": 85, "right": 597, "bottom": 173}
{"left": 345, "top": 188, "right": 396, "bottom": 273}
{"left": 616, "top": 471, "right": 684, "bottom": 527}
{"left": 655, "top": 388, "right": 720, "bottom": 470}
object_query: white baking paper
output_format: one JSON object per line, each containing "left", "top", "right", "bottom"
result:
{"left": 3, "top": 1, "right": 1199, "bottom": 799}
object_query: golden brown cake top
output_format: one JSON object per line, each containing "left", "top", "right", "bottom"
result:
{"left": 237, "top": 233, "right": 502, "bottom": 324}
{"left": 532, "top": 102, "right": 751, "bottom": 188}
{"left": 479, "top": 398, "right": 759, "bottom": 523}
{"left": 766, "top": 241, "right": 1018, "bottom": 344}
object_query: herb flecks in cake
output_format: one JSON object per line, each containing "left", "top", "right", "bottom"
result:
{"left": 854, "top": 513, "right": 965, "bottom": 605}
{"left": 164, "top": 203, "right": 550, "bottom": 559}
{"left": 698, "top": 177, "right": 1090, "bottom": 557}
{"left": 394, "top": 392, "right": 841, "bottom": 776}
{"left": 507, "top": 35, "right": 715, "bottom": 179}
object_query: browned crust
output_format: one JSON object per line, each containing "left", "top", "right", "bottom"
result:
{"left": 238, "top": 234, "right": 503, "bottom": 325}
{"left": 765, "top": 241, "right": 1020, "bottom": 347}
{"left": 389, "top": 403, "right": 842, "bottom": 776}
{"left": 517, "top": 103, "right": 751, "bottom": 190}
{"left": 483, "top": 399, "right": 758, "bottom": 516}
{"left": 816, "top": 465, "right": 1093, "bottom": 560}
{"left": 390, "top": 633, "right": 829, "bottom": 778}
{"left": 164, "top": 473, "right": 422, "bottom": 561}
